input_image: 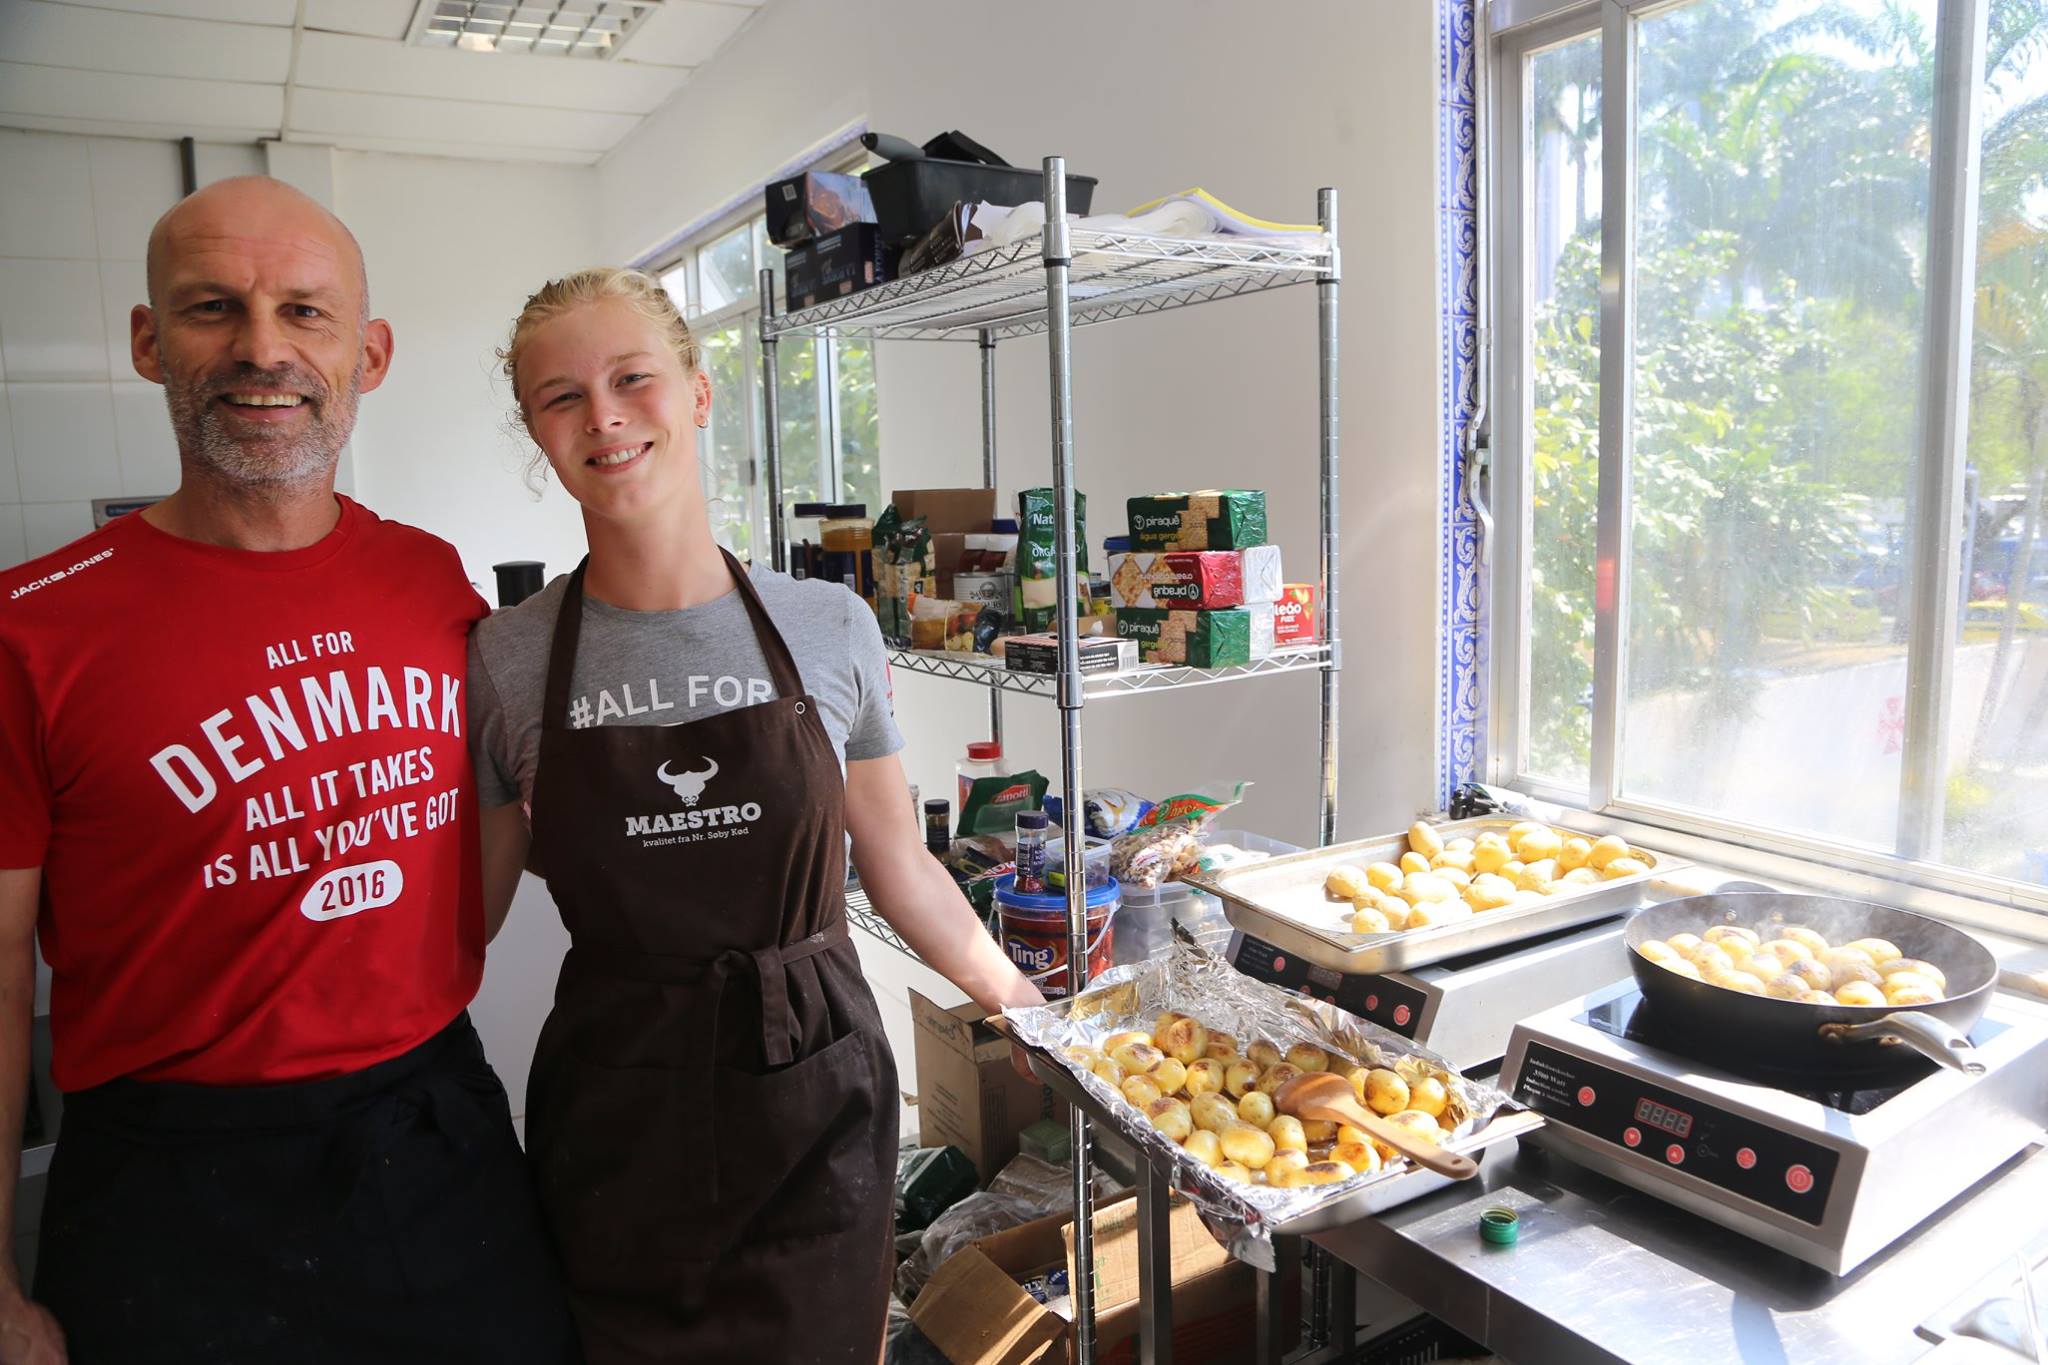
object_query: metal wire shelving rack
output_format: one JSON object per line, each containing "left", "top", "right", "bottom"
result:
{"left": 758, "top": 160, "right": 1341, "bottom": 1365}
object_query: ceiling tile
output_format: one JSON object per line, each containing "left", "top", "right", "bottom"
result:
{"left": 288, "top": 87, "right": 638, "bottom": 154}
{"left": 295, "top": 30, "right": 684, "bottom": 115}
{"left": 302, "top": 0, "right": 416, "bottom": 40}
{"left": 0, "top": 61, "right": 283, "bottom": 134}
{"left": 0, "top": 0, "right": 293, "bottom": 83}
{"left": 617, "top": 0, "right": 751, "bottom": 68}
{"left": 34, "top": 0, "right": 295, "bottom": 23}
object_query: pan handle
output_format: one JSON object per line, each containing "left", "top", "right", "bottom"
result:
{"left": 1819, "top": 1010, "right": 1986, "bottom": 1076}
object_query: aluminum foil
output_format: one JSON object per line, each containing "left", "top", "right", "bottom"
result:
{"left": 1000, "top": 928, "right": 1520, "bottom": 1266}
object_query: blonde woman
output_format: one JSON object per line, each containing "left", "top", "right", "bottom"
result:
{"left": 468, "top": 268, "right": 1041, "bottom": 1362}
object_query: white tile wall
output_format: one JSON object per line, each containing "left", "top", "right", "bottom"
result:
{"left": 0, "top": 261, "right": 109, "bottom": 381}
{"left": 99, "top": 258, "right": 147, "bottom": 380}
{"left": 0, "top": 387, "right": 17, "bottom": 500}
{"left": 10, "top": 385, "right": 118, "bottom": 504}
{"left": 0, "top": 132, "right": 186, "bottom": 573}
{"left": 87, "top": 138, "right": 184, "bottom": 264}
{"left": 109, "top": 382, "right": 178, "bottom": 496}
{"left": 0, "top": 132, "right": 96, "bottom": 260}
{"left": 19, "top": 503, "right": 93, "bottom": 561}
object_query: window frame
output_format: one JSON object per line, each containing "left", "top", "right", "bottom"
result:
{"left": 641, "top": 144, "right": 876, "bottom": 557}
{"left": 1482, "top": 0, "right": 2048, "bottom": 937}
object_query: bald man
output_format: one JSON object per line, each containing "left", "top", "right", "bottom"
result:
{"left": 0, "top": 177, "right": 579, "bottom": 1364}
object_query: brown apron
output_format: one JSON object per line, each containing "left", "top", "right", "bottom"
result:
{"left": 524, "top": 553, "right": 898, "bottom": 1365}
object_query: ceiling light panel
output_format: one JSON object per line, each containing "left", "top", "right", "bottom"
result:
{"left": 413, "top": 1, "right": 662, "bottom": 59}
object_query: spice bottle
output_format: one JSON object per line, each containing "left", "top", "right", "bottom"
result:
{"left": 1013, "top": 810, "right": 1049, "bottom": 893}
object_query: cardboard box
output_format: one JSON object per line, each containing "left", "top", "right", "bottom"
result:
{"left": 1003, "top": 633, "right": 1135, "bottom": 677}
{"left": 763, "top": 168, "right": 875, "bottom": 246}
{"left": 910, "top": 1189, "right": 1297, "bottom": 1365}
{"left": 1273, "top": 583, "right": 1317, "bottom": 646}
{"left": 785, "top": 223, "right": 898, "bottom": 310}
{"left": 894, "top": 487, "right": 999, "bottom": 532}
{"left": 911, "top": 991, "right": 1063, "bottom": 1183}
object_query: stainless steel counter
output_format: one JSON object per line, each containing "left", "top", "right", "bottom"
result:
{"left": 1311, "top": 1136, "right": 2048, "bottom": 1364}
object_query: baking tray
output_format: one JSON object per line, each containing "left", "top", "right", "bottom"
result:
{"left": 997, "top": 931, "right": 1544, "bottom": 1264}
{"left": 1183, "top": 816, "right": 1688, "bottom": 976}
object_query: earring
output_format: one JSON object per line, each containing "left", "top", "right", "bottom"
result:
{"left": 696, "top": 418, "right": 709, "bottom": 429}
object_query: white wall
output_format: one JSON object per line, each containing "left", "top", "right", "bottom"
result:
{"left": 334, "top": 149, "right": 603, "bottom": 594}
{"left": 599, "top": 0, "right": 1443, "bottom": 848}
{"left": 0, "top": 129, "right": 267, "bottom": 572}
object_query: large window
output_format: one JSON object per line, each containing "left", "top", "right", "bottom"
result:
{"left": 1492, "top": 0, "right": 2048, "bottom": 905}
{"left": 652, "top": 204, "right": 881, "bottom": 561}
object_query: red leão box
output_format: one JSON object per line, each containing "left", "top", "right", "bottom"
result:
{"left": 1273, "top": 583, "right": 1317, "bottom": 645}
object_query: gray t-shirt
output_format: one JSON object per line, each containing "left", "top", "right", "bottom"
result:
{"left": 468, "top": 566, "right": 904, "bottom": 809}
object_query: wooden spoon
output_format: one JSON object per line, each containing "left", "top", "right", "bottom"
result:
{"left": 1275, "top": 1072, "right": 1479, "bottom": 1180}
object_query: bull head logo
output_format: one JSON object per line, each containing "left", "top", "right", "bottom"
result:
{"left": 656, "top": 757, "right": 720, "bottom": 807}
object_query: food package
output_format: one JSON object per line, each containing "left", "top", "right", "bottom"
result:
{"left": 1017, "top": 487, "right": 1088, "bottom": 631}
{"left": 1126, "top": 490, "right": 1268, "bottom": 551}
{"left": 1273, "top": 583, "right": 1317, "bottom": 646}
{"left": 895, "top": 1145, "right": 983, "bottom": 1234}
{"left": 909, "top": 595, "right": 954, "bottom": 652}
{"left": 1108, "top": 782, "right": 1248, "bottom": 889}
{"left": 1043, "top": 788, "right": 1155, "bottom": 840}
{"left": 1003, "top": 633, "right": 1135, "bottom": 676}
{"left": 1116, "top": 605, "right": 1277, "bottom": 668}
{"left": 951, "top": 570, "right": 1013, "bottom": 617}
{"left": 943, "top": 601, "right": 980, "bottom": 653}
{"left": 1106, "top": 546, "right": 1283, "bottom": 610}
{"left": 999, "top": 933, "right": 1523, "bottom": 1266}
{"left": 957, "top": 769, "right": 1050, "bottom": 839}
{"left": 785, "top": 224, "right": 899, "bottom": 310}
{"left": 764, "top": 168, "right": 876, "bottom": 246}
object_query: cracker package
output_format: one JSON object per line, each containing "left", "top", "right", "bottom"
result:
{"left": 1106, "top": 546, "right": 1284, "bottom": 609}
{"left": 1114, "top": 605, "right": 1277, "bottom": 668}
{"left": 1017, "top": 487, "right": 1089, "bottom": 631}
{"left": 1126, "top": 490, "right": 1268, "bottom": 551}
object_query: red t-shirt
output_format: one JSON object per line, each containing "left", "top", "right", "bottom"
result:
{"left": 0, "top": 497, "right": 489, "bottom": 1091}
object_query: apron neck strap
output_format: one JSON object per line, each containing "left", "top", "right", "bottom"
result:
{"left": 542, "top": 550, "right": 808, "bottom": 727}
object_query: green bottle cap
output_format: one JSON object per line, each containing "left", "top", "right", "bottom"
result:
{"left": 1479, "top": 1206, "right": 1520, "bottom": 1246}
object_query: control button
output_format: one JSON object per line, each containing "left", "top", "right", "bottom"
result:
{"left": 1622, "top": 1127, "right": 1642, "bottom": 1148}
{"left": 1393, "top": 1004, "right": 1413, "bottom": 1028}
{"left": 1666, "top": 1144, "right": 1686, "bottom": 1166}
{"left": 1365, "top": 994, "right": 1379, "bottom": 1013}
{"left": 1736, "top": 1147, "right": 1757, "bottom": 1170}
{"left": 1577, "top": 1086, "right": 1597, "bottom": 1108}
{"left": 1272, "top": 955, "right": 1287, "bottom": 973}
{"left": 1786, "top": 1165, "right": 1815, "bottom": 1195}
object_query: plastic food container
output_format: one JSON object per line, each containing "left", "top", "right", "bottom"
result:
{"left": 956, "top": 740, "right": 1003, "bottom": 810}
{"left": 993, "top": 874, "right": 1119, "bottom": 997}
{"left": 1114, "top": 829, "right": 1304, "bottom": 966}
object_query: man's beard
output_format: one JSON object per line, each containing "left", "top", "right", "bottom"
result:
{"left": 163, "top": 358, "right": 362, "bottom": 491}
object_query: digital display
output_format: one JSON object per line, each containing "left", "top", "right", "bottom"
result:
{"left": 1634, "top": 1096, "right": 1693, "bottom": 1138}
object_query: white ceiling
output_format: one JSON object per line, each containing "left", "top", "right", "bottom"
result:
{"left": 0, "top": 0, "right": 767, "bottom": 165}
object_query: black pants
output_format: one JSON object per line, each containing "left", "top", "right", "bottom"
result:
{"left": 35, "top": 1013, "right": 581, "bottom": 1365}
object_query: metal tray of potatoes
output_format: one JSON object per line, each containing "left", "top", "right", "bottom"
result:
{"left": 1183, "top": 817, "right": 1686, "bottom": 976}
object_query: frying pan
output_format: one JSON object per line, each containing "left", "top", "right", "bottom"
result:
{"left": 1625, "top": 893, "right": 1999, "bottom": 1079}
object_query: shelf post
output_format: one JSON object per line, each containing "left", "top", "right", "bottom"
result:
{"left": 760, "top": 267, "right": 787, "bottom": 572}
{"left": 1317, "top": 189, "right": 1342, "bottom": 847}
{"left": 981, "top": 328, "right": 1004, "bottom": 750}
{"left": 1042, "top": 154, "right": 1099, "bottom": 1365}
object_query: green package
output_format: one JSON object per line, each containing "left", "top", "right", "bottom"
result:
{"left": 957, "top": 768, "right": 1050, "bottom": 838}
{"left": 1115, "top": 608, "right": 1253, "bottom": 667}
{"left": 1017, "top": 487, "right": 1088, "bottom": 631}
{"left": 1126, "top": 490, "right": 1268, "bottom": 550}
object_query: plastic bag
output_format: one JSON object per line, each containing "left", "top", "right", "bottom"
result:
{"left": 891, "top": 1190, "right": 1047, "bottom": 1304}
{"left": 1109, "top": 782, "right": 1249, "bottom": 889}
